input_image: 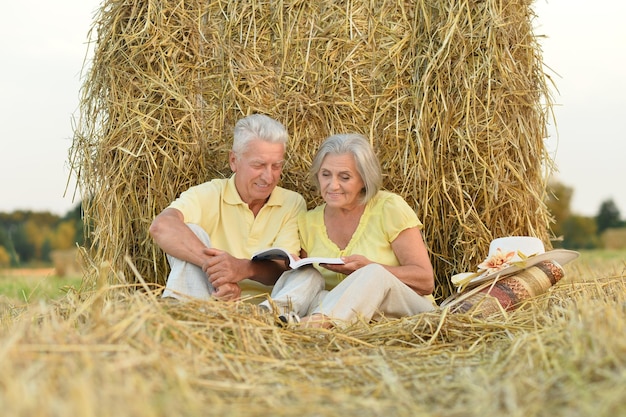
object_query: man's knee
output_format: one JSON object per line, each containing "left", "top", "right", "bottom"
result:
{"left": 185, "top": 223, "right": 211, "bottom": 245}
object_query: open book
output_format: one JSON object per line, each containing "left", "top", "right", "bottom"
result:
{"left": 251, "top": 247, "right": 344, "bottom": 269}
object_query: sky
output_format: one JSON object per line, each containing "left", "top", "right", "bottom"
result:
{"left": 0, "top": 0, "right": 624, "bottom": 218}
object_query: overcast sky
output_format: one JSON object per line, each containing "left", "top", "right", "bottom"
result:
{"left": 1, "top": 0, "right": 624, "bottom": 218}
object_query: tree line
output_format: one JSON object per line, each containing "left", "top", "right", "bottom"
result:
{"left": 546, "top": 181, "right": 625, "bottom": 249}
{"left": 0, "top": 184, "right": 623, "bottom": 267}
{"left": 0, "top": 203, "right": 85, "bottom": 267}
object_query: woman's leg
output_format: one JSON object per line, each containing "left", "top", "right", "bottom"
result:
{"left": 259, "top": 266, "right": 325, "bottom": 316}
{"left": 311, "top": 263, "right": 434, "bottom": 327}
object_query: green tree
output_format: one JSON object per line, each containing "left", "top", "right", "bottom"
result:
{"left": 546, "top": 180, "right": 574, "bottom": 244}
{"left": 0, "top": 226, "right": 20, "bottom": 266}
{"left": 23, "top": 219, "right": 53, "bottom": 260}
{"left": 0, "top": 227, "right": 9, "bottom": 251}
{"left": 0, "top": 245, "right": 10, "bottom": 267}
{"left": 63, "top": 202, "right": 86, "bottom": 246}
{"left": 595, "top": 198, "right": 622, "bottom": 235}
{"left": 11, "top": 224, "right": 32, "bottom": 264}
{"left": 562, "top": 215, "right": 599, "bottom": 249}
{"left": 41, "top": 238, "right": 52, "bottom": 262}
{"left": 0, "top": 205, "right": 83, "bottom": 265}
{"left": 0, "top": 210, "right": 64, "bottom": 264}
{"left": 51, "top": 221, "right": 78, "bottom": 250}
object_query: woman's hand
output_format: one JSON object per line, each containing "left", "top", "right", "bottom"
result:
{"left": 321, "top": 254, "right": 371, "bottom": 275}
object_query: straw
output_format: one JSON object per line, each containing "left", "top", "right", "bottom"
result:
{"left": 70, "top": 0, "right": 555, "bottom": 301}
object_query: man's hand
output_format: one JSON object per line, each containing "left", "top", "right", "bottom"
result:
{"left": 201, "top": 247, "right": 247, "bottom": 288}
{"left": 200, "top": 246, "right": 286, "bottom": 290}
{"left": 202, "top": 248, "right": 245, "bottom": 301}
{"left": 212, "top": 282, "right": 241, "bottom": 301}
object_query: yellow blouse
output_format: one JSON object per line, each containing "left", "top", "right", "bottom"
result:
{"left": 298, "top": 190, "right": 423, "bottom": 290}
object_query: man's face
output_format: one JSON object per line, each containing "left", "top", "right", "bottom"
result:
{"left": 229, "top": 139, "right": 285, "bottom": 205}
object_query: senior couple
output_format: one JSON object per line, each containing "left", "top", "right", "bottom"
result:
{"left": 149, "top": 114, "right": 436, "bottom": 328}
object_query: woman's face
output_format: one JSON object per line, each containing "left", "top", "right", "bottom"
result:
{"left": 317, "top": 153, "right": 365, "bottom": 210}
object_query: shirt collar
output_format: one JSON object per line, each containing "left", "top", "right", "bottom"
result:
{"left": 223, "top": 174, "right": 282, "bottom": 207}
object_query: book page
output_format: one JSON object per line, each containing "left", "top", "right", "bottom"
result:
{"left": 291, "top": 256, "right": 344, "bottom": 269}
{"left": 252, "top": 248, "right": 344, "bottom": 269}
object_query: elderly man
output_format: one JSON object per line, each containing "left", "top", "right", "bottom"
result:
{"left": 149, "top": 114, "right": 309, "bottom": 302}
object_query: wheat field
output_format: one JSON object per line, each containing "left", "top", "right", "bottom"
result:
{"left": 0, "top": 252, "right": 624, "bottom": 417}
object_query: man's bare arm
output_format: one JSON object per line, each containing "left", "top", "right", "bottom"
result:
{"left": 149, "top": 208, "right": 208, "bottom": 266}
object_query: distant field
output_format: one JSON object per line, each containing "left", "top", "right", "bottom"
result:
{"left": 567, "top": 249, "right": 626, "bottom": 277}
{"left": 0, "top": 268, "right": 83, "bottom": 303}
{"left": 1, "top": 249, "right": 624, "bottom": 303}
{"left": 577, "top": 248, "right": 626, "bottom": 265}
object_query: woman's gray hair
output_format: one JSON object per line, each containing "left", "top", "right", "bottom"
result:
{"left": 309, "top": 133, "right": 382, "bottom": 204}
{"left": 232, "top": 114, "right": 288, "bottom": 157}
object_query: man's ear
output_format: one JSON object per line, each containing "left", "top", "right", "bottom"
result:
{"left": 228, "top": 150, "right": 237, "bottom": 171}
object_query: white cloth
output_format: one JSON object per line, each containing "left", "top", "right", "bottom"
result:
{"left": 269, "top": 263, "right": 435, "bottom": 326}
{"left": 314, "top": 263, "right": 435, "bottom": 326}
{"left": 259, "top": 267, "right": 325, "bottom": 316}
{"left": 162, "top": 224, "right": 325, "bottom": 308}
{"left": 162, "top": 223, "right": 215, "bottom": 301}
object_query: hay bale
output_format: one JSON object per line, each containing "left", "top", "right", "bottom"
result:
{"left": 70, "top": 0, "right": 554, "bottom": 300}
{"left": 601, "top": 228, "right": 626, "bottom": 250}
{"left": 50, "top": 249, "right": 82, "bottom": 277}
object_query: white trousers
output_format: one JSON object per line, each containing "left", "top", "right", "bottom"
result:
{"left": 162, "top": 223, "right": 215, "bottom": 301}
{"left": 269, "top": 263, "right": 435, "bottom": 326}
{"left": 162, "top": 224, "right": 325, "bottom": 310}
{"left": 258, "top": 267, "right": 325, "bottom": 316}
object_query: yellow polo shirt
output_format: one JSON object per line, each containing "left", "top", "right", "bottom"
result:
{"left": 169, "top": 175, "right": 306, "bottom": 297}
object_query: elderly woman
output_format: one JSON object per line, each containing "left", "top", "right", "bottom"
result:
{"left": 264, "top": 133, "right": 436, "bottom": 328}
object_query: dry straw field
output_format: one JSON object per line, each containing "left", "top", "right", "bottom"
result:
{"left": 0, "top": 256, "right": 624, "bottom": 416}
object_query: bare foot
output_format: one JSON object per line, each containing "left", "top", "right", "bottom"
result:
{"left": 300, "top": 313, "right": 333, "bottom": 329}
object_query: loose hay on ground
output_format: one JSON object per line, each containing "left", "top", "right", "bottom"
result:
{"left": 1, "top": 266, "right": 624, "bottom": 416}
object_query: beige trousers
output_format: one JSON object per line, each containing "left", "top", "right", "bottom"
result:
{"left": 269, "top": 263, "right": 435, "bottom": 326}
{"left": 258, "top": 266, "right": 325, "bottom": 316}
